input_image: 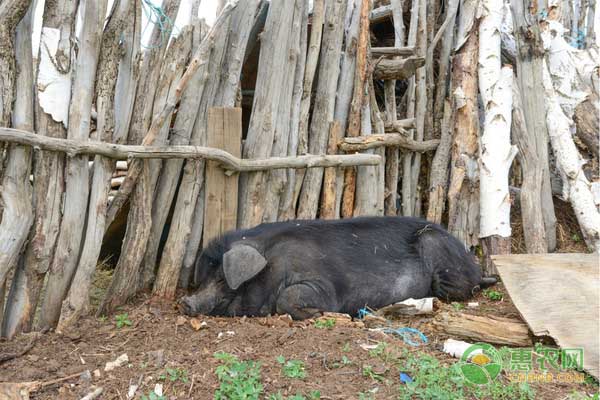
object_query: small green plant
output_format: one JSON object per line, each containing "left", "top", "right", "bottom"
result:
{"left": 362, "top": 365, "right": 385, "bottom": 382}
{"left": 331, "top": 355, "right": 353, "bottom": 369}
{"left": 451, "top": 302, "right": 465, "bottom": 311}
{"left": 358, "top": 392, "right": 374, "bottom": 400}
{"left": 572, "top": 233, "right": 581, "bottom": 242}
{"left": 214, "top": 351, "right": 263, "bottom": 400}
{"left": 483, "top": 289, "right": 503, "bottom": 301}
{"left": 277, "top": 356, "right": 307, "bottom": 379}
{"left": 140, "top": 392, "right": 166, "bottom": 400}
{"left": 97, "top": 315, "right": 107, "bottom": 322}
{"left": 342, "top": 342, "right": 351, "bottom": 352}
{"left": 114, "top": 313, "right": 132, "bottom": 328}
{"left": 308, "top": 390, "right": 321, "bottom": 399}
{"left": 314, "top": 318, "right": 336, "bottom": 329}
{"left": 159, "top": 367, "right": 189, "bottom": 383}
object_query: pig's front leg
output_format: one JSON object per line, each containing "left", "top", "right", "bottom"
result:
{"left": 275, "top": 283, "right": 336, "bottom": 320}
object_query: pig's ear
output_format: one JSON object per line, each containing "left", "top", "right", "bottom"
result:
{"left": 222, "top": 244, "right": 267, "bottom": 290}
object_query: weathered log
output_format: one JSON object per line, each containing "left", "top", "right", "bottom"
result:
{"left": 426, "top": 99, "right": 454, "bottom": 223}
{"left": 296, "top": 0, "right": 348, "bottom": 219}
{"left": 372, "top": 56, "right": 425, "bottom": 80}
{"left": 511, "top": 78, "right": 547, "bottom": 253}
{"left": 511, "top": 0, "right": 557, "bottom": 251}
{"left": 383, "top": 118, "right": 415, "bottom": 131}
{"left": 339, "top": 134, "right": 439, "bottom": 152}
{"left": 3, "top": 0, "right": 78, "bottom": 335}
{"left": 277, "top": 0, "right": 308, "bottom": 221}
{"left": 400, "top": 0, "right": 420, "bottom": 216}
{"left": 383, "top": 0, "right": 404, "bottom": 216}
{"left": 328, "top": 0, "right": 361, "bottom": 220}
{"left": 432, "top": 311, "right": 532, "bottom": 347}
{"left": 158, "top": 0, "right": 261, "bottom": 296}
{"left": 0, "top": 129, "right": 381, "bottom": 169}
{"left": 39, "top": 0, "right": 108, "bottom": 330}
{"left": 340, "top": 0, "right": 370, "bottom": 218}
{"left": 281, "top": 0, "right": 324, "bottom": 220}
{"left": 57, "top": 0, "right": 136, "bottom": 333}
{"left": 447, "top": 16, "right": 480, "bottom": 248}
{"left": 257, "top": 0, "right": 308, "bottom": 222}
{"left": 320, "top": 122, "right": 342, "bottom": 219}
{"left": 371, "top": 46, "right": 414, "bottom": 57}
{"left": 369, "top": 4, "right": 392, "bottom": 24}
{"left": 573, "top": 95, "right": 599, "bottom": 158}
{"left": 0, "top": 2, "right": 34, "bottom": 338}
{"left": 136, "top": 28, "right": 193, "bottom": 290}
{"left": 354, "top": 75, "right": 385, "bottom": 216}
{"left": 142, "top": 17, "right": 208, "bottom": 291}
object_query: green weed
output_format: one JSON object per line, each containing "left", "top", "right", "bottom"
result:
{"left": 277, "top": 356, "right": 307, "bottom": 379}
{"left": 314, "top": 318, "right": 336, "bottom": 329}
{"left": 214, "top": 351, "right": 263, "bottom": 400}
{"left": 115, "top": 313, "right": 132, "bottom": 328}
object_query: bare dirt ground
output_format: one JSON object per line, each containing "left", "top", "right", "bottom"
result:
{"left": 1, "top": 284, "right": 598, "bottom": 400}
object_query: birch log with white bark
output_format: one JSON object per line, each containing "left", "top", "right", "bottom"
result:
{"left": 478, "top": 0, "right": 516, "bottom": 274}
{"left": 38, "top": 0, "right": 108, "bottom": 330}
{"left": 3, "top": 0, "right": 78, "bottom": 334}
{"left": 511, "top": 0, "right": 557, "bottom": 251}
{"left": 281, "top": 0, "right": 324, "bottom": 220}
{"left": 542, "top": 64, "right": 600, "bottom": 250}
{"left": 56, "top": 0, "right": 136, "bottom": 333}
{"left": 296, "top": 0, "right": 348, "bottom": 220}
{"left": 0, "top": 2, "right": 34, "bottom": 338}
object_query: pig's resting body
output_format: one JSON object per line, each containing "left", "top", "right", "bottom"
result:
{"left": 180, "top": 216, "right": 485, "bottom": 320}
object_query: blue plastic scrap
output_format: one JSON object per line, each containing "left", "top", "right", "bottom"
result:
{"left": 399, "top": 372, "right": 413, "bottom": 384}
{"left": 383, "top": 327, "right": 428, "bottom": 347}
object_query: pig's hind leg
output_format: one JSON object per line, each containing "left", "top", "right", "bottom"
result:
{"left": 275, "top": 283, "right": 336, "bottom": 320}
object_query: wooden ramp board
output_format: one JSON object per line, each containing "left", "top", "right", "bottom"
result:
{"left": 492, "top": 254, "right": 599, "bottom": 379}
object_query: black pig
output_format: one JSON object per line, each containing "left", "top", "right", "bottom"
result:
{"left": 179, "top": 216, "right": 490, "bottom": 320}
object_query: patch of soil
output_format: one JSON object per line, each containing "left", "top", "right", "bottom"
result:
{"left": 1, "top": 286, "right": 597, "bottom": 400}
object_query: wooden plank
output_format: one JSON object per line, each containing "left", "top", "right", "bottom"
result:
{"left": 493, "top": 254, "right": 599, "bottom": 379}
{"left": 203, "top": 107, "right": 242, "bottom": 244}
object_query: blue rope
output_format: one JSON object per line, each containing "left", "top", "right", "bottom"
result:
{"left": 357, "top": 308, "right": 371, "bottom": 319}
{"left": 383, "top": 327, "right": 428, "bottom": 347}
{"left": 141, "top": 0, "right": 177, "bottom": 49}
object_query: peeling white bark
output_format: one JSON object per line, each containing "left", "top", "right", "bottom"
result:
{"left": 542, "top": 63, "right": 600, "bottom": 251}
{"left": 478, "top": 0, "right": 517, "bottom": 238}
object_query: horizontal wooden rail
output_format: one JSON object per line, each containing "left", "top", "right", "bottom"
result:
{"left": 0, "top": 128, "right": 381, "bottom": 172}
{"left": 371, "top": 46, "right": 415, "bottom": 57}
{"left": 339, "top": 134, "right": 440, "bottom": 152}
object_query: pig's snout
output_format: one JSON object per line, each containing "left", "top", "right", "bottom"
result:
{"left": 178, "top": 295, "right": 197, "bottom": 316}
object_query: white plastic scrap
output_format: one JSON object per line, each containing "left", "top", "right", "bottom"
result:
{"left": 104, "top": 353, "right": 129, "bottom": 371}
{"left": 442, "top": 339, "right": 483, "bottom": 359}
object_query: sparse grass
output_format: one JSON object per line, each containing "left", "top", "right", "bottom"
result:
{"left": 214, "top": 351, "right": 263, "bottom": 400}
{"left": 362, "top": 365, "right": 385, "bottom": 382}
{"left": 314, "top": 318, "right": 336, "bottom": 329}
{"left": 115, "top": 313, "right": 132, "bottom": 328}
{"left": 483, "top": 289, "right": 503, "bottom": 301}
{"left": 452, "top": 302, "right": 465, "bottom": 311}
{"left": 159, "top": 367, "right": 189, "bottom": 383}
{"left": 342, "top": 342, "right": 351, "bottom": 352}
{"left": 397, "top": 349, "right": 536, "bottom": 400}
{"left": 140, "top": 392, "right": 166, "bottom": 400}
{"left": 331, "top": 355, "right": 352, "bottom": 368}
{"left": 267, "top": 390, "right": 321, "bottom": 400}
{"left": 277, "top": 356, "right": 307, "bottom": 379}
